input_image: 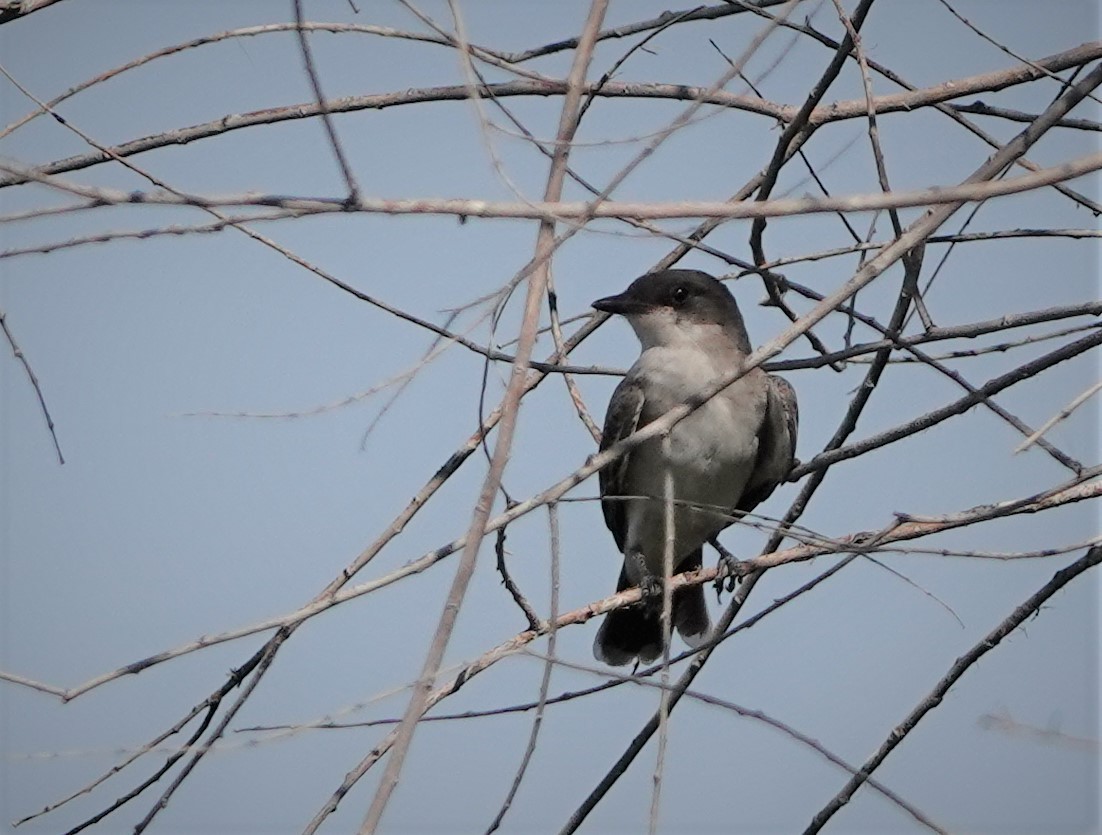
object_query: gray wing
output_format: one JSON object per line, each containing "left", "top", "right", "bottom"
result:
{"left": 736, "top": 374, "right": 798, "bottom": 513}
{"left": 599, "top": 375, "right": 647, "bottom": 553}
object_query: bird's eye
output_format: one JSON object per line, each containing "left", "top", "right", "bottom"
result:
{"left": 672, "top": 286, "right": 689, "bottom": 305}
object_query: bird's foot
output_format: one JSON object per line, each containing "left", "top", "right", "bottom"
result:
{"left": 626, "top": 551, "right": 663, "bottom": 602}
{"left": 711, "top": 539, "right": 748, "bottom": 598}
{"left": 638, "top": 573, "right": 663, "bottom": 601}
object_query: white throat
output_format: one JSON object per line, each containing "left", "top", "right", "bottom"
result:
{"left": 626, "top": 309, "right": 740, "bottom": 355}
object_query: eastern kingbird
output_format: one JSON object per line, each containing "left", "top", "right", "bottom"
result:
{"left": 592, "top": 270, "right": 798, "bottom": 666}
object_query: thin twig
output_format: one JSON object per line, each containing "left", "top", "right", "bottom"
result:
{"left": 0, "top": 305, "right": 63, "bottom": 463}
{"left": 725, "top": 3, "right": 1102, "bottom": 214}
{"left": 130, "top": 630, "right": 290, "bottom": 833}
{"left": 650, "top": 437, "right": 677, "bottom": 835}
{"left": 951, "top": 100, "right": 1102, "bottom": 131}
{"left": 6, "top": 150, "right": 1099, "bottom": 219}
{"left": 933, "top": 0, "right": 1102, "bottom": 106}
{"left": 528, "top": 650, "right": 949, "bottom": 835}
{"left": 792, "top": 328, "right": 1102, "bottom": 480}
{"left": 484, "top": 503, "right": 562, "bottom": 834}
{"left": 495, "top": 517, "right": 541, "bottom": 632}
{"left": 803, "top": 545, "right": 1102, "bottom": 833}
{"left": 5, "top": 42, "right": 1100, "bottom": 190}
{"left": 978, "top": 709, "right": 1101, "bottom": 751}
{"left": 502, "top": 0, "right": 797, "bottom": 63}
{"left": 558, "top": 62, "right": 1102, "bottom": 828}
{"left": 547, "top": 282, "right": 602, "bottom": 443}
{"left": 748, "top": 0, "right": 876, "bottom": 285}
{"left": 779, "top": 277, "right": 1085, "bottom": 473}
{"left": 1014, "top": 378, "right": 1102, "bottom": 454}
{"left": 292, "top": 0, "right": 361, "bottom": 200}
{"left": 353, "top": 5, "right": 609, "bottom": 831}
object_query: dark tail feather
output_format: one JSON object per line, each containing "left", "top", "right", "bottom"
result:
{"left": 673, "top": 548, "right": 710, "bottom": 647}
{"left": 593, "top": 566, "right": 661, "bottom": 666}
{"left": 672, "top": 583, "right": 710, "bottom": 648}
{"left": 593, "top": 550, "right": 711, "bottom": 666}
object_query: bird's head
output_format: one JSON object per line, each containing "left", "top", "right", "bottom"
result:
{"left": 592, "top": 269, "right": 751, "bottom": 353}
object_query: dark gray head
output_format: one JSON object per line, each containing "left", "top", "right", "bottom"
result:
{"left": 592, "top": 269, "right": 751, "bottom": 353}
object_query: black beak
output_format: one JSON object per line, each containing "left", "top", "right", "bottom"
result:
{"left": 592, "top": 292, "right": 650, "bottom": 315}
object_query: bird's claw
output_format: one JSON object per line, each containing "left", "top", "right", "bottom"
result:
{"left": 709, "top": 538, "right": 745, "bottom": 598}
{"left": 714, "top": 553, "right": 746, "bottom": 598}
{"left": 639, "top": 574, "right": 663, "bottom": 601}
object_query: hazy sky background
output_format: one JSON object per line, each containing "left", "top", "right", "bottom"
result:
{"left": 1, "top": 2, "right": 1099, "bottom": 833}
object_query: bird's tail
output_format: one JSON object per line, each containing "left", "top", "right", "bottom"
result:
{"left": 593, "top": 549, "right": 711, "bottom": 667}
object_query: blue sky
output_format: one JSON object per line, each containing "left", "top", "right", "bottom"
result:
{"left": 1, "top": 2, "right": 1099, "bottom": 833}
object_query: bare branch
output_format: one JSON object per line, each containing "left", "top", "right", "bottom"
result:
{"left": 353, "top": 5, "right": 609, "bottom": 831}
{"left": 0, "top": 305, "right": 63, "bottom": 463}
{"left": 4, "top": 150, "right": 1100, "bottom": 220}
{"left": 803, "top": 545, "right": 1102, "bottom": 834}
{"left": 292, "top": 0, "right": 361, "bottom": 200}
{"left": 1014, "top": 378, "right": 1102, "bottom": 454}
{"left": 484, "top": 503, "right": 562, "bottom": 834}
{"left": 951, "top": 100, "right": 1102, "bottom": 131}
{"left": 4, "top": 41, "right": 1098, "bottom": 189}
{"left": 0, "top": 0, "right": 66, "bottom": 25}
{"left": 494, "top": 518, "right": 541, "bottom": 632}
{"left": 502, "top": 0, "right": 799, "bottom": 63}
{"left": 792, "top": 328, "right": 1102, "bottom": 480}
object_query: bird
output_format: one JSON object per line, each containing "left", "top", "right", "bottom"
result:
{"left": 591, "top": 269, "right": 798, "bottom": 666}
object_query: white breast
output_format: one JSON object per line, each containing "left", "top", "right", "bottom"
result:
{"left": 620, "top": 344, "right": 767, "bottom": 577}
